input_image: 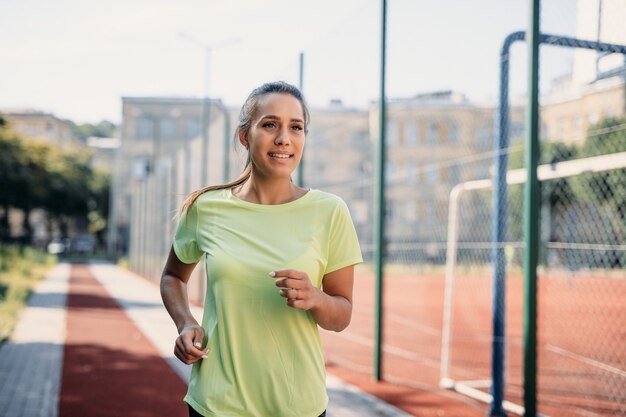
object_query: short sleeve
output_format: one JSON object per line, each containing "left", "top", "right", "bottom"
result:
{"left": 325, "top": 199, "right": 363, "bottom": 274}
{"left": 172, "top": 202, "right": 203, "bottom": 264}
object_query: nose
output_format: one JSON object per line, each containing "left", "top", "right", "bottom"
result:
{"left": 274, "top": 126, "right": 291, "bottom": 145}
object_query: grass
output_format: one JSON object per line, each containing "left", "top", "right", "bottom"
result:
{"left": 0, "top": 245, "right": 56, "bottom": 344}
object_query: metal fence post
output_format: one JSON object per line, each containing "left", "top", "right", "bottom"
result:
{"left": 373, "top": 0, "right": 387, "bottom": 381}
{"left": 523, "top": 0, "right": 541, "bottom": 415}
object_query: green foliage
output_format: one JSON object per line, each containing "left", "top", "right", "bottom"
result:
{"left": 69, "top": 120, "right": 117, "bottom": 142}
{"left": 506, "top": 141, "right": 578, "bottom": 241}
{"left": 0, "top": 120, "right": 111, "bottom": 242}
{"left": 574, "top": 117, "right": 626, "bottom": 213}
{"left": 580, "top": 117, "right": 626, "bottom": 157}
{"left": 88, "top": 169, "right": 111, "bottom": 234}
{"left": 0, "top": 245, "right": 56, "bottom": 343}
{"left": 505, "top": 117, "right": 626, "bottom": 269}
{"left": 506, "top": 117, "right": 625, "bottom": 247}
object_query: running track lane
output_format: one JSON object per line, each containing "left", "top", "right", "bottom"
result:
{"left": 59, "top": 265, "right": 188, "bottom": 417}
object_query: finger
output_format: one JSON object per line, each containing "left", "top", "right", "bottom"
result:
{"left": 176, "top": 343, "right": 204, "bottom": 363}
{"left": 269, "top": 269, "right": 306, "bottom": 279}
{"left": 175, "top": 345, "right": 194, "bottom": 364}
{"left": 182, "top": 333, "right": 205, "bottom": 356}
{"left": 275, "top": 278, "right": 306, "bottom": 290}
{"left": 279, "top": 288, "right": 301, "bottom": 299}
{"left": 286, "top": 298, "right": 307, "bottom": 310}
{"left": 275, "top": 278, "right": 291, "bottom": 288}
{"left": 192, "top": 328, "right": 205, "bottom": 349}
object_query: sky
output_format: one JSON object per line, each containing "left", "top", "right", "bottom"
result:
{"left": 1, "top": 0, "right": 578, "bottom": 124}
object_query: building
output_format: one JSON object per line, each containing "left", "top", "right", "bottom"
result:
{"left": 542, "top": 76, "right": 625, "bottom": 144}
{"left": 370, "top": 91, "right": 525, "bottom": 262}
{"left": 572, "top": 0, "right": 626, "bottom": 87}
{"left": 303, "top": 100, "right": 372, "bottom": 249}
{"left": 112, "top": 90, "right": 533, "bottom": 270}
{"left": 2, "top": 109, "right": 79, "bottom": 149}
{"left": 542, "top": 0, "right": 626, "bottom": 144}
{"left": 108, "top": 97, "right": 230, "bottom": 270}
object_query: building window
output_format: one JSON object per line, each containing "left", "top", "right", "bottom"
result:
{"left": 478, "top": 124, "right": 492, "bottom": 147}
{"left": 425, "top": 162, "right": 439, "bottom": 183}
{"left": 447, "top": 122, "right": 459, "bottom": 144}
{"left": 572, "top": 116, "right": 582, "bottom": 137}
{"left": 406, "top": 159, "right": 419, "bottom": 183}
{"left": 387, "top": 120, "right": 398, "bottom": 144}
{"left": 448, "top": 164, "right": 461, "bottom": 184}
{"left": 556, "top": 117, "right": 566, "bottom": 140}
{"left": 404, "top": 201, "right": 417, "bottom": 222}
{"left": 351, "top": 132, "right": 366, "bottom": 147}
{"left": 161, "top": 118, "right": 177, "bottom": 140}
{"left": 438, "top": 201, "right": 448, "bottom": 219}
{"left": 385, "top": 161, "right": 396, "bottom": 185}
{"left": 185, "top": 117, "right": 201, "bottom": 139}
{"left": 426, "top": 122, "right": 438, "bottom": 144}
{"left": 426, "top": 201, "right": 436, "bottom": 221}
{"left": 136, "top": 118, "right": 154, "bottom": 139}
{"left": 405, "top": 120, "right": 418, "bottom": 145}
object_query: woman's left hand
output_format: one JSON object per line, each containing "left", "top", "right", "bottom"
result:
{"left": 270, "top": 269, "right": 322, "bottom": 310}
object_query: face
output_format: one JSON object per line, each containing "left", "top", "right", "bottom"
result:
{"left": 241, "top": 93, "right": 306, "bottom": 180}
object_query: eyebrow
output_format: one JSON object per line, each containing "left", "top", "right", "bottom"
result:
{"left": 260, "top": 115, "right": 305, "bottom": 124}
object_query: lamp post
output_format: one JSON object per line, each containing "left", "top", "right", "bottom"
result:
{"left": 178, "top": 32, "right": 239, "bottom": 189}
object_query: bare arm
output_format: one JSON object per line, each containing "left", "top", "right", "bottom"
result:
{"left": 272, "top": 265, "right": 354, "bottom": 332}
{"left": 160, "top": 246, "right": 207, "bottom": 364}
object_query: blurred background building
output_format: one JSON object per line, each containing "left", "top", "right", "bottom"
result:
{"left": 3, "top": 109, "right": 79, "bottom": 149}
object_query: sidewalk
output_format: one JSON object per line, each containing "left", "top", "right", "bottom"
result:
{"left": 0, "top": 262, "right": 412, "bottom": 417}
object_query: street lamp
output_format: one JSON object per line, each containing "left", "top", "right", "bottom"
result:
{"left": 178, "top": 32, "right": 239, "bottom": 189}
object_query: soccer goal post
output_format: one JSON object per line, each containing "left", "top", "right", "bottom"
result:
{"left": 440, "top": 151, "right": 626, "bottom": 415}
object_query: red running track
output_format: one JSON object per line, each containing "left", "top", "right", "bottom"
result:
{"left": 59, "top": 265, "right": 188, "bottom": 417}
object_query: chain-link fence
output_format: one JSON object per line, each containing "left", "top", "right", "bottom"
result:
{"left": 115, "top": 1, "right": 626, "bottom": 415}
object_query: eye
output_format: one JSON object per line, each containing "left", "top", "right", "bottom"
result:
{"left": 262, "top": 122, "right": 276, "bottom": 128}
{"left": 291, "top": 125, "right": 304, "bottom": 131}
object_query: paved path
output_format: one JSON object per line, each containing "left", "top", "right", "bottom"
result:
{"left": 0, "top": 263, "right": 69, "bottom": 417}
{"left": 0, "top": 262, "right": 412, "bottom": 417}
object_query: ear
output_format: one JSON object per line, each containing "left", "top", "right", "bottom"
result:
{"left": 238, "top": 131, "right": 249, "bottom": 149}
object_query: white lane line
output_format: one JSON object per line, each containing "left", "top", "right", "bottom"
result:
{"left": 387, "top": 314, "right": 441, "bottom": 336}
{"left": 545, "top": 344, "right": 626, "bottom": 378}
{"left": 327, "top": 331, "right": 442, "bottom": 368}
{"left": 353, "top": 306, "right": 441, "bottom": 336}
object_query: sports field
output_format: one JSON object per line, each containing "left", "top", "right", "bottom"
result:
{"left": 320, "top": 268, "right": 626, "bottom": 417}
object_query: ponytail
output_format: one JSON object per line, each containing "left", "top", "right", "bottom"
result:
{"left": 181, "top": 161, "right": 251, "bottom": 216}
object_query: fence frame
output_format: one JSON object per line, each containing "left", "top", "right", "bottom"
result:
{"left": 441, "top": 151, "right": 626, "bottom": 415}
{"left": 491, "top": 29, "right": 626, "bottom": 416}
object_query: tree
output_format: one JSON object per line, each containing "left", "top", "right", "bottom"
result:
{"left": 574, "top": 117, "right": 626, "bottom": 268}
{"left": 0, "top": 123, "right": 28, "bottom": 239}
{"left": 576, "top": 117, "right": 626, "bottom": 213}
{"left": 1, "top": 119, "right": 111, "bottom": 246}
{"left": 69, "top": 120, "right": 117, "bottom": 143}
{"left": 506, "top": 140, "right": 578, "bottom": 246}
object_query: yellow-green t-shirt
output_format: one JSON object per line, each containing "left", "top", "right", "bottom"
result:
{"left": 173, "top": 188, "right": 363, "bottom": 417}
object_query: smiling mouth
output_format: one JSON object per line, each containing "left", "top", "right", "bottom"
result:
{"left": 268, "top": 153, "right": 293, "bottom": 159}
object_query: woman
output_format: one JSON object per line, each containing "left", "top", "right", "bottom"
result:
{"left": 160, "top": 81, "right": 362, "bottom": 417}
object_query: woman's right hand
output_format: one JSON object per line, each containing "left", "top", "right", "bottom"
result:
{"left": 174, "top": 323, "right": 209, "bottom": 365}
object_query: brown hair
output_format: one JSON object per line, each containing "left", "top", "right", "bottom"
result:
{"left": 180, "top": 81, "right": 310, "bottom": 215}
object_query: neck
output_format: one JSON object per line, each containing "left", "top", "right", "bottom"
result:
{"left": 234, "top": 174, "right": 305, "bottom": 205}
